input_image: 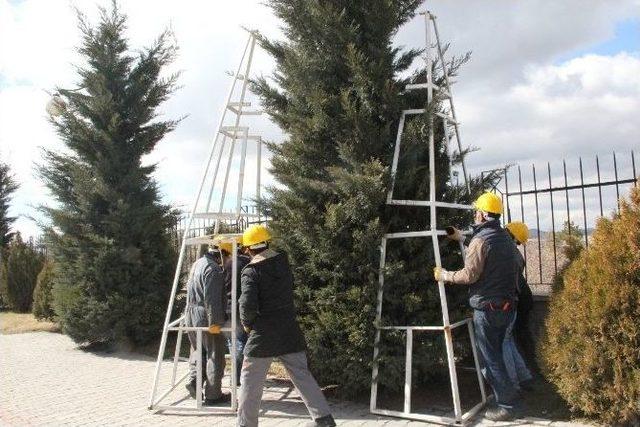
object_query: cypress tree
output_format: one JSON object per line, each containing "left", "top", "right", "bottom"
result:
{"left": 39, "top": 3, "right": 179, "bottom": 345}
{"left": 254, "top": 1, "right": 495, "bottom": 394}
{"left": 0, "top": 159, "right": 19, "bottom": 250}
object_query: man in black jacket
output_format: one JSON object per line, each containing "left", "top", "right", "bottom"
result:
{"left": 236, "top": 225, "right": 335, "bottom": 427}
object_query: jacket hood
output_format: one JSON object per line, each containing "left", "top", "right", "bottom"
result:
{"left": 248, "top": 249, "right": 288, "bottom": 280}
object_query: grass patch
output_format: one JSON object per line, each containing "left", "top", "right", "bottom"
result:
{"left": 0, "top": 311, "right": 60, "bottom": 334}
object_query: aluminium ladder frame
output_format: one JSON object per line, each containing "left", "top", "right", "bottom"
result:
{"left": 148, "top": 30, "right": 265, "bottom": 413}
{"left": 370, "top": 11, "right": 486, "bottom": 425}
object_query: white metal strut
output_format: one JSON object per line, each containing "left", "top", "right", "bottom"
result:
{"left": 371, "top": 11, "right": 486, "bottom": 425}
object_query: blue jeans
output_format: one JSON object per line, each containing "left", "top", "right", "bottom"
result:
{"left": 473, "top": 307, "right": 518, "bottom": 409}
{"left": 503, "top": 312, "right": 532, "bottom": 388}
{"left": 227, "top": 327, "right": 248, "bottom": 385}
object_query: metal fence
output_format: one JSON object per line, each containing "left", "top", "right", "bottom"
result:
{"left": 494, "top": 151, "right": 637, "bottom": 289}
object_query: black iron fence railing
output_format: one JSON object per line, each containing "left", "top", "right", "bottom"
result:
{"left": 495, "top": 151, "right": 637, "bottom": 288}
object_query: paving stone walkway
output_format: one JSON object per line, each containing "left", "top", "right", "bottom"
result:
{"left": 0, "top": 332, "right": 591, "bottom": 426}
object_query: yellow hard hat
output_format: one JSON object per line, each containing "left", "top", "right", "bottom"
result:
{"left": 213, "top": 235, "right": 242, "bottom": 254}
{"left": 242, "top": 225, "right": 271, "bottom": 249}
{"left": 506, "top": 222, "right": 529, "bottom": 244}
{"left": 473, "top": 192, "right": 503, "bottom": 215}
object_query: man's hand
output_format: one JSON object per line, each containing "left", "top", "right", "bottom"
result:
{"left": 445, "top": 226, "right": 464, "bottom": 242}
{"left": 208, "top": 324, "right": 222, "bottom": 335}
{"left": 433, "top": 266, "right": 450, "bottom": 283}
{"left": 243, "top": 325, "right": 251, "bottom": 334}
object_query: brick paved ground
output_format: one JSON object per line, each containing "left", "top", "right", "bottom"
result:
{"left": 0, "top": 332, "right": 592, "bottom": 426}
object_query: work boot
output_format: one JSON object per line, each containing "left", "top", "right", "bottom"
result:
{"left": 485, "top": 406, "right": 516, "bottom": 421}
{"left": 185, "top": 379, "right": 197, "bottom": 399}
{"left": 203, "top": 393, "right": 231, "bottom": 406}
{"left": 305, "top": 414, "right": 337, "bottom": 427}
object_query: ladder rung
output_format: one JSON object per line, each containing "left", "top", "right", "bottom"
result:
{"left": 221, "top": 125, "right": 249, "bottom": 132}
{"left": 228, "top": 102, "right": 251, "bottom": 108}
{"left": 405, "top": 82, "right": 440, "bottom": 91}
{"left": 387, "top": 199, "right": 473, "bottom": 210}
{"left": 240, "top": 110, "right": 263, "bottom": 116}
{"left": 220, "top": 130, "right": 262, "bottom": 141}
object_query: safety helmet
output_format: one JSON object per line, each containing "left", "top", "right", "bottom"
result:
{"left": 473, "top": 192, "right": 503, "bottom": 215}
{"left": 213, "top": 235, "right": 242, "bottom": 254}
{"left": 242, "top": 225, "right": 271, "bottom": 249}
{"left": 506, "top": 222, "right": 529, "bottom": 244}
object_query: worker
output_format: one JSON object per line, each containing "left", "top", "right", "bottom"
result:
{"left": 237, "top": 225, "right": 336, "bottom": 427}
{"left": 216, "top": 236, "right": 251, "bottom": 386}
{"left": 434, "top": 193, "right": 520, "bottom": 421}
{"left": 505, "top": 222, "right": 539, "bottom": 377}
{"left": 184, "top": 244, "right": 229, "bottom": 405}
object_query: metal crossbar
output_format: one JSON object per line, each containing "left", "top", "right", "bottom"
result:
{"left": 370, "top": 11, "right": 486, "bottom": 425}
{"left": 148, "top": 30, "right": 267, "bottom": 414}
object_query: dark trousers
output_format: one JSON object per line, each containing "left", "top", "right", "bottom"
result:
{"left": 513, "top": 308, "right": 540, "bottom": 373}
{"left": 227, "top": 327, "right": 248, "bottom": 385}
{"left": 473, "top": 307, "right": 518, "bottom": 409}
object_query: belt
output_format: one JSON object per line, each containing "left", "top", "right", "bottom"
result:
{"left": 484, "top": 300, "right": 513, "bottom": 312}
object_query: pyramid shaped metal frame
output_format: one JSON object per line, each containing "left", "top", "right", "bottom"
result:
{"left": 369, "top": 11, "right": 487, "bottom": 425}
{"left": 148, "top": 30, "right": 265, "bottom": 413}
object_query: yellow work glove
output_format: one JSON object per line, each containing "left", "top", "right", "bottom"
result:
{"left": 243, "top": 325, "right": 252, "bottom": 334}
{"left": 208, "top": 324, "right": 221, "bottom": 335}
{"left": 433, "top": 266, "right": 446, "bottom": 282}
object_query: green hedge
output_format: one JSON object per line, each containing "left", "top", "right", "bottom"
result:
{"left": 33, "top": 261, "right": 56, "bottom": 320}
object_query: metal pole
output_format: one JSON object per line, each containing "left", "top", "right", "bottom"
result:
{"left": 387, "top": 113, "right": 407, "bottom": 203}
{"left": 532, "top": 165, "right": 542, "bottom": 284}
{"left": 257, "top": 137, "right": 262, "bottom": 201}
{"left": 430, "top": 12, "right": 470, "bottom": 195}
{"left": 196, "top": 330, "right": 203, "bottom": 409}
{"left": 517, "top": 166, "right": 527, "bottom": 282}
{"left": 231, "top": 239, "right": 238, "bottom": 411}
{"left": 404, "top": 329, "right": 413, "bottom": 414}
{"left": 596, "top": 155, "right": 604, "bottom": 217}
{"left": 632, "top": 150, "right": 637, "bottom": 185}
{"left": 563, "top": 160, "right": 571, "bottom": 237}
{"left": 235, "top": 128, "right": 249, "bottom": 216}
{"left": 370, "top": 238, "right": 387, "bottom": 412}
{"left": 579, "top": 157, "right": 588, "bottom": 249}
{"left": 548, "top": 163, "right": 558, "bottom": 277}
{"left": 504, "top": 168, "right": 510, "bottom": 222}
{"left": 171, "top": 317, "right": 185, "bottom": 387}
{"left": 613, "top": 151, "right": 620, "bottom": 213}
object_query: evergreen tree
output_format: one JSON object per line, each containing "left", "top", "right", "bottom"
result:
{"left": 0, "top": 233, "right": 45, "bottom": 312}
{"left": 0, "top": 159, "right": 19, "bottom": 250}
{"left": 39, "top": 3, "right": 179, "bottom": 345}
{"left": 253, "top": 0, "right": 495, "bottom": 394}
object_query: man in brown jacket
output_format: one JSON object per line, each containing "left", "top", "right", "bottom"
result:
{"left": 434, "top": 193, "right": 520, "bottom": 421}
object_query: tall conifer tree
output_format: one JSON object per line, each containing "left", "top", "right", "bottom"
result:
{"left": 40, "top": 3, "right": 178, "bottom": 345}
{"left": 0, "top": 159, "right": 19, "bottom": 250}
{"left": 254, "top": 1, "right": 495, "bottom": 394}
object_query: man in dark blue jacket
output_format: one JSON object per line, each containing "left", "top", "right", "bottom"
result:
{"left": 236, "top": 225, "right": 335, "bottom": 427}
{"left": 434, "top": 193, "right": 520, "bottom": 421}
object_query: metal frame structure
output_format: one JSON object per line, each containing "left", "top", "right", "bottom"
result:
{"left": 148, "top": 30, "right": 265, "bottom": 413}
{"left": 370, "top": 11, "right": 486, "bottom": 425}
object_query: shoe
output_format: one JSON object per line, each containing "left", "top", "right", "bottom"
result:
{"left": 203, "top": 393, "right": 231, "bottom": 406}
{"left": 305, "top": 414, "right": 337, "bottom": 427}
{"left": 485, "top": 406, "right": 515, "bottom": 421}
{"left": 185, "top": 379, "right": 197, "bottom": 399}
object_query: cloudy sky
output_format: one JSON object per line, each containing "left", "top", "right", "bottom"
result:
{"left": 1, "top": 0, "right": 639, "bottom": 238}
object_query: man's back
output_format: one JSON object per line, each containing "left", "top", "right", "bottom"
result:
{"left": 186, "top": 253, "right": 226, "bottom": 327}
{"left": 239, "top": 249, "right": 306, "bottom": 357}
